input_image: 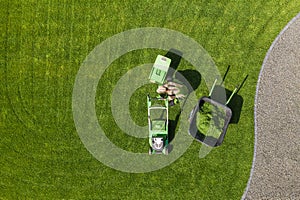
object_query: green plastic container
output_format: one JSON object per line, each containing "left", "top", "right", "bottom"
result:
{"left": 149, "top": 55, "right": 171, "bottom": 84}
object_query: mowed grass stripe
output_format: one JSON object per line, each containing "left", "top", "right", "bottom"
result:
{"left": 19, "top": 2, "right": 41, "bottom": 126}
{"left": 4, "top": 2, "right": 36, "bottom": 129}
{"left": 2, "top": 1, "right": 84, "bottom": 197}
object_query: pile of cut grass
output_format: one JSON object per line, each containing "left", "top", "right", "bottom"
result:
{"left": 197, "top": 102, "right": 226, "bottom": 138}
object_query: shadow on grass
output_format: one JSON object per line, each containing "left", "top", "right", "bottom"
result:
{"left": 163, "top": 48, "right": 202, "bottom": 152}
{"left": 164, "top": 48, "right": 202, "bottom": 92}
{"left": 210, "top": 86, "right": 244, "bottom": 124}
{"left": 209, "top": 67, "right": 248, "bottom": 124}
{"left": 192, "top": 130, "right": 220, "bottom": 147}
{"left": 168, "top": 113, "right": 180, "bottom": 143}
{"left": 176, "top": 69, "right": 201, "bottom": 92}
{"left": 165, "top": 48, "right": 183, "bottom": 78}
{"left": 227, "top": 90, "right": 244, "bottom": 124}
{"left": 167, "top": 68, "right": 202, "bottom": 148}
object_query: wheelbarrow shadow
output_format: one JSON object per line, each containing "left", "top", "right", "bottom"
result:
{"left": 210, "top": 85, "right": 244, "bottom": 124}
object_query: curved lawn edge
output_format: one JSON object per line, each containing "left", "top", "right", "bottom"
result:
{"left": 242, "top": 12, "right": 300, "bottom": 200}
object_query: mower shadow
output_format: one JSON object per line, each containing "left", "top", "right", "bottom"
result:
{"left": 168, "top": 113, "right": 180, "bottom": 143}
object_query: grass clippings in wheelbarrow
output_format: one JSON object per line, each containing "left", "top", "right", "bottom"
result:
{"left": 196, "top": 102, "right": 226, "bottom": 138}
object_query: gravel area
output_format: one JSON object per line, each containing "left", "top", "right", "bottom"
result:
{"left": 243, "top": 13, "right": 300, "bottom": 199}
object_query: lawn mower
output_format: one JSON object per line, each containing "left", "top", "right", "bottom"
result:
{"left": 147, "top": 55, "right": 171, "bottom": 155}
{"left": 147, "top": 95, "right": 169, "bottom": 155}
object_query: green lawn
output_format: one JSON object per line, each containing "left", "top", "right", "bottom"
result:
{"left": 1, "top": 0, "right": 299, "bottom": 199}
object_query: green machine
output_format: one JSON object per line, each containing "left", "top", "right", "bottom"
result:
{"left": 147, "top": 95, "right": 169, "bottom": 155}
{"left": 147, "top": 55, "right": 171, "bottom": 155}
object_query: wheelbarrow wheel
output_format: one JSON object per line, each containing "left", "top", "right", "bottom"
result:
{"left": 165, "top": 147, "right": 169, "bottom": 155}
{"left": 148, "top": 147, "right": 152, "bottom": 155}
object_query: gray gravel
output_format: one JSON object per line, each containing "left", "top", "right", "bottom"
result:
{"left": 243, "top": 13, "right": 300, "bottom": 199}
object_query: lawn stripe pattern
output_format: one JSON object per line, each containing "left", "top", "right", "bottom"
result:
{"left": 1, "top": 0, "right": 300, "bottom": 199}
